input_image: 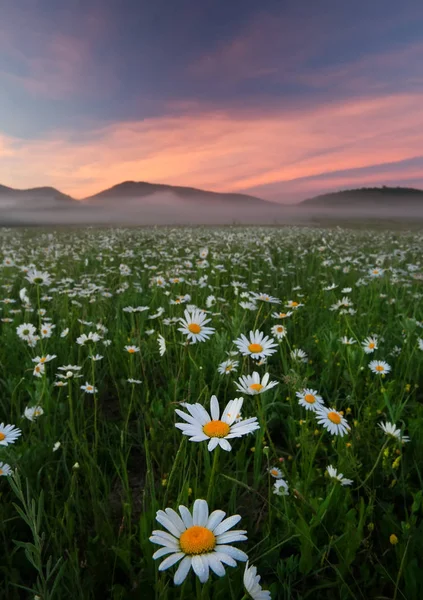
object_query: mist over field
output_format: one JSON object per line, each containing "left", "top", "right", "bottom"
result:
{"left": 1, "top": 189, "right": 423, "bottom": 226}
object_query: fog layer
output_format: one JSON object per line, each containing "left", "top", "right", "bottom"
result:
{"left": 0, "top": 191, "right": 422, "bottom": 226}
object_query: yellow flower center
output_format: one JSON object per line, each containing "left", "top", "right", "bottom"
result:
{"left": 248, "top": 343, "right": 263, "bottom": 353}
{"left": 179, "top": 526, "right": 216, "bottom": 555}
{"left": 328, "top": 411, "right": 341, "bottom": 424}
{"left": 304, "top": 394, "right": 316, "bottom": 404}
{"left": 249, "top": 383, "right": 263, "bottom": 391}
{"left": 291, "top": 301, "right": 299, "bottom": 307}
{"left": 279, "top": 313, "right": 287, "bottom": 317}
{"left": 40, "top": 357, "right": 46, "bottom": 363}
{"left": 270, "top": 468, "right": 279, "bottom": 476}
{"left": 225, "top": 365, "right": 233, "bottom": 371}
{"left": 0, "top": 468, "right": 3, "bottom": 475}
{"left": 203, "top": 420, "right": 230, "bottom": 438}
{"left": 373, "top": 270, "right": 379, "bottom": 274}
{"left": 368, "top": 342, "right": 375, "bottom": 349}
{"left": 188, "top": 323, "right": 201, "bottom": 334}
{"left": 0, "top": 433, "right": 5, "bottom": 441}
{"left": 375, "top": 365, "right": 384, "bottom": 372}
{"left": 127, "top": 348, "right": 136, "bottom": 353}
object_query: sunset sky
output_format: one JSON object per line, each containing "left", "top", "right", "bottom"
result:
{"left": 1, "top": 0, "right": 423, "bottom": 202}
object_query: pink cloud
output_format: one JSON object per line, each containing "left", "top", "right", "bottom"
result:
{"left": 0, "top": 92, "right": 422, "bottom": 201}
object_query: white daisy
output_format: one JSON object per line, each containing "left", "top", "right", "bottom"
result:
{"left": 0, "top": 423, "right": 22, "bottom": 446}
{"left": 25, "top": 269, "right": 52, "bottom": 286}
{"left": 369, "top": 360, "right": 391, "bottom": 375}
{"left": 178, "top": 309, "right": 215, "bottom": 344}
{"left": 296, "top": 388, "right": 324, "bottom": 412}
{"left": 327, "top": 465, "right": 353, "bottom": 486}
{"left": 362, "top": 336, "right": 378, "bottom": 354}
{"left": 158, "top": 334, "right": 166, "bottom": 356}
{"left": 251, "top": 292, "right": 280, "bottom": 304}
{"left": 0, "top": 462, "right": 12, "bottom": 476}
{"left": 285, "top": 300, "right": 303, "bottom": 309}
{"left": 273, "top": 479, "right": 289, "bottom": 496}
{"left": 268, "top": 466, "right": 283, "bottom": 479}
{"left": 124, "top": 345, "right": 140, "bottom": 354}
{"left": 271, "top": 324, "right": 287, "bottom": 340}
{"left": 80, "top": 382, "right": 97, "bottom": 394}
{"left": 243, "top": 562, "right": 271, "bottom": 600}
{"left": 339, "top": 336, "right": 356, "bottom": 345}
{"left": 290, "top": 349, "right": 308, "bottom": 363}
{"left": 217, "top": 359, "right": 239, "bottom": 375}
{"left": 175, "top": 395, "right": 259, "bottom": 452}
{"left": 233, "top": 330, "right": 278, "bottom": 360}
{"left": 33, "top": 363, "right": 45, "bottom": 378}
{"left": 235, "top": 372, "right": 278, "bottom": 396}
{"left": 378, "top": 422, "right": 410, "bottom": 443}
{"left": 24, "top": 406, "right": 44, "bottom": 421}
{"left": 16, "top": 323, "right": 36, "bottom": 341}
{"left": 271, "top": 311, "right": 292, "bottom": 319}
{"left": 315, "top": 406, "right": 350, "bottom": 437}
{"left": 149, "top": 498, "right": 248, "bottom": 585}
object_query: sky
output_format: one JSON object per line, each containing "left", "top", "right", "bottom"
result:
{"left": 0, "top": 0, "right": 423, "bottom": 203}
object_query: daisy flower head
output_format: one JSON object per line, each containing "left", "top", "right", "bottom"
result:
{"left": 235, "top": 372, "right": 278, "bottom": 396}
{"left": 124, "top": 345, "right": 140, "bottom": 354}
{"left": 340, "top": 336, "right": 356, "bottom": 345}
{"left": 271, "top": 324, "right": 287, "bottom": 340}
{"left": 251, "top": 292, "right": 280, "bottom": 304}
{"left": 326, "top": 465, "right": 353, "bottom": 486}
{"left": 273, "top": 479, "right": 289, "bottom": 496}
{"left": 175, "top": 395, "right": 259, "bottom": 452}
{"left": 362, "top": 336, "right": 378, "bottom": 354}
{"left": 315, "top": 406, "right": 350, "bottom": 437}
{"left": 0, "top": 462, "right": 12, "bottom": 476}
{"left": 290, "top": 348, "right": 308, "bottom": 363}
{"left": 16, "top": 323, "right": 36, "bottom": 341}
{"left": 80, "top": 382, "right": 98, "bottom": 394}
{"left": 158, "top": 334, "right": 166, "bottom": 356}
{"left": 25, "top": 269, "right": 52, "bottom": 286}
{"left": 33, "top": 363, "right": 45, "bottom": 378}
{"left": 369, "top": 267, "right": 384, "bottom": 278}
{"left": 285, "top": 300, "right": 303, "bottom": 309}
{"left": 369, "top": 360, "right": 391, "bottom": 375}
{"left": 268, "top": 466, "right": 283, "bottom": 479}
{"left": 378, "top": 422, "right": 410, "bottom": 443}
{"left": 0, "top": 423, "right": 22, "bottom": 446}
{"left": 178, "top": 309, "right": 215, "bottom": 344}
{"left": 217, "top": 359, "right": 239, "bottom": 375}
{"left": 149, "top": 498, "right": 248, "bottom": 585}
{"left": 272, "top": 311, "right": 292, "bottom": 319}
{"left": 233, "top": 330, "right": 278, "bottom": 360}
{"left": 24, "top": 406, "right": 44, "bottom": 421}
{"left": 296, "top": 388, "right": 324, "bottom": 412}
{"left": 243, "top": 562, "right": 271, "bottom": 600}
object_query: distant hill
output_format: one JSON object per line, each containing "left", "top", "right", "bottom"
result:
{"left": 0, "top": 184, "right": 76, "bottom": 205}
{"left": 301, "top": 186, "right": 423, "bottom": 207}
{"left": 83, "top": 180, "right": 270, "bottom": 206}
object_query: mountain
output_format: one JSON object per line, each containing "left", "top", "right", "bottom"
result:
{"left": 0, "top": 184, "right": 76, "bottom": 207}
{"left": 301, "top": 186, "right": 423, "bottom": 207}
{"left": 82, "top": 180, "right": 270, "bottom": 206}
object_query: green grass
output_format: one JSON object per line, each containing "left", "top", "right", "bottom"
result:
{"left": 0, "top": 225, "right": 422, "bottom": 599}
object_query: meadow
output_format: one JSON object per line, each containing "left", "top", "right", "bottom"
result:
{"left": 0, "top": 225, "right": 422, "bottom": 600}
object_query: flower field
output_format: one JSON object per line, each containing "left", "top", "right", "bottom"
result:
{"left": 1, "top": 225, "right": 423, "bottom": 599}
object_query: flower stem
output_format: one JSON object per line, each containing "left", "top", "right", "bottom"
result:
{"left": 206, "top": 447, "right": 220, "bottom": 505}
